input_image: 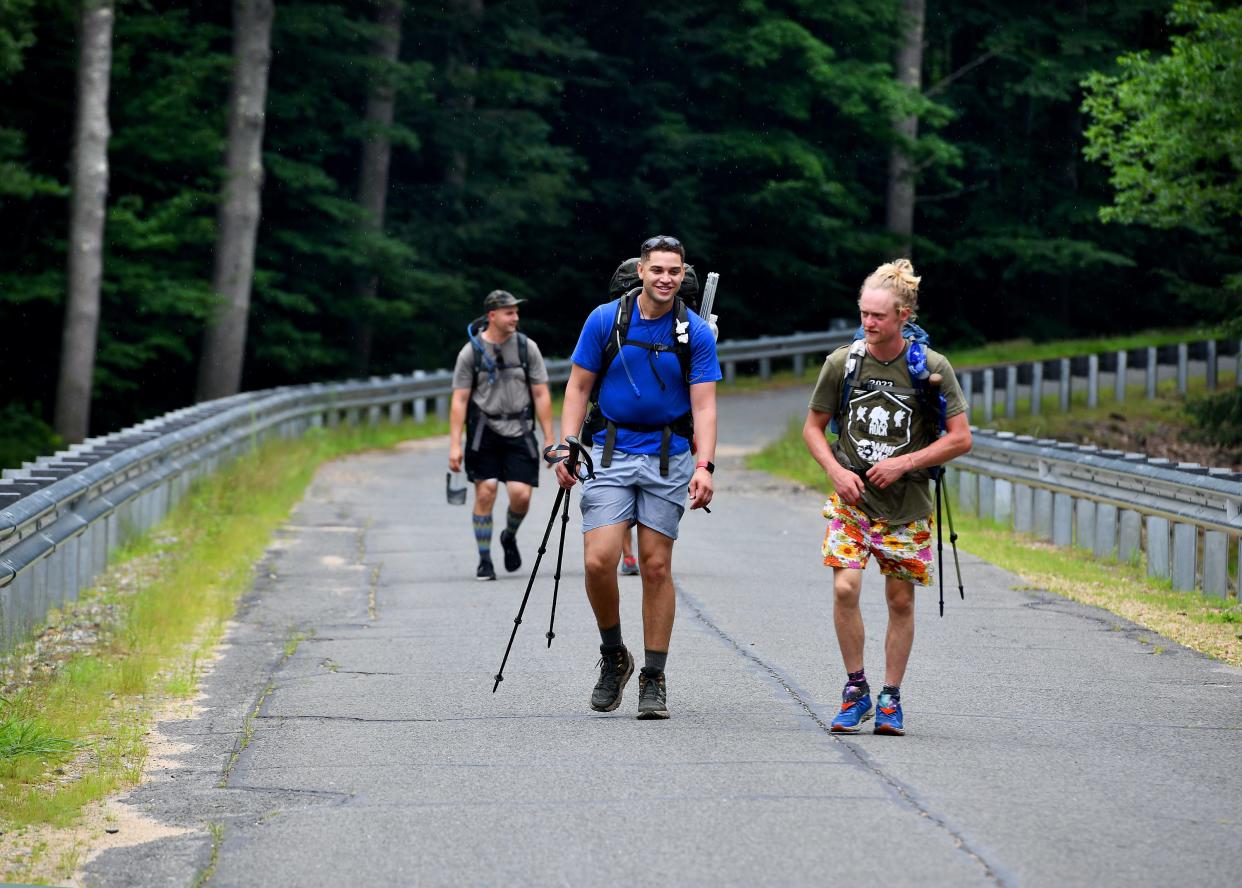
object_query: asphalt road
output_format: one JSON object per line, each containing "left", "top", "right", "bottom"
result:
{"left": 85, "top": 385, "right": 1242, "bottom": 887}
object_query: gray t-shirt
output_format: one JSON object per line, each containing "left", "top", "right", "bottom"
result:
{"left": 452, "top": 334, "right": 549, "bottom": 438}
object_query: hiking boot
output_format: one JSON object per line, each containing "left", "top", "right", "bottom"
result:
{"left": 829, "top": 685, "right": 873, "bottom": 733}
{"left": 589, "top": 645, "right": 634, "bottom": 712}
{"left": 499, "top": 529, "right": 521, "bottom": 573}
{"left": 620, "top": 555, "right": 639, "bottom": 576}
{"left": 874, "top": 692, "right": 905, "bottom": 735}
{"left": 636, "top": 670, "right": 669, "bottom": 720}
{"left": 476, "top": 557, "right": 496, "bottom": 581}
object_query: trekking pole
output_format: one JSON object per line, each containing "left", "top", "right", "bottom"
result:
{"left": 493, "top": 437, "right": 594, "bottom": 692}
{"left": 546, "top": 438, "right": 594, "bottom": 647}
{"left": 493, "top": 485, "right": 566, "bottom": 692}
{"left": 929, "top": 372, "right": 963, "bottom": 608}
{"left": 942, "top": 481, "right": 965, "bottom": 601}
{"left": 935, "top": 468, "right": 945, "bottom": 617}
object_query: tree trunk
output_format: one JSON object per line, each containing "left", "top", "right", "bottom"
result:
{"left": 350, "top": 0, "right": 404, "bottom": 376}
{"left": 54, "top": 0, "right": 114, "bottom": 444}
{"left": 885, "top": 0, "right": 925, "bottom": 258}
{"left": 444, "top": 0, "right": 482, "bottom": 191}
{"left": 197, "top": 0, "right": 275, "bottom": 401}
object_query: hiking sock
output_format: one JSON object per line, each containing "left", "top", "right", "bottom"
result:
{"left": 845, "top": 668, "right": 869, "bottom": 697}
{"left": 644, "top": 649, "right": 668, "bottom": 674}
{"left": 599, "top": 623, "right": 623, "bottom": 649}
{"left": 472, "top": 513, "right": 493, "bottom": 559}
{"left": 880, "top": 685, "right": 901, "bottom": 702}
{"left": 505, "top": 508, "right": 526, "bottom": 537}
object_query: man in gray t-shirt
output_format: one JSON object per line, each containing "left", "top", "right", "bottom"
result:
{"left": 449, "top": 290, "right": 554, "bottom": 581}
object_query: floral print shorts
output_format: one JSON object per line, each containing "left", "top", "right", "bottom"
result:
{"left": 821, "top": 494, "right": 934, "bottom": 586}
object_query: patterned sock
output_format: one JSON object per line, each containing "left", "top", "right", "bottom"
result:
{"left": 505, "top": 508, "right": 526, "bottom": 536}
{"left": 644, "top": 649, "right": 668, "bottom": 674}
{"left": 880, "top": 684, "right": 901, "bottom": 702}
{"left": 472, "top": 513, "right": 493, "bottom": 559}
{"left": 599, "top": 623, "right": 623, "bottom": 649}
{"left": 845, "top": 669, "right": 869, "bottom": 699}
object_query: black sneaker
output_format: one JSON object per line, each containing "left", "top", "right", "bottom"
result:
{"left": 476, "top": 557, "right": 496, "bottom": 581}
{"left": 589, "top": 645, "right": 634, "bottom": 712}
{"left": 637, "top": 670, "right": 669, "bottom": 720}
{"left": 499, "top": 529, "right": 521, "bottom": 573}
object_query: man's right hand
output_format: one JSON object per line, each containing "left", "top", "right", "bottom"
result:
{"left": 448, "top": 444, "right": 463, "bottom": 473}
{"left": 831, "top": 466, "right": 865, "bottom": 506}
{"left": 553, "top": 458, "right": 577, "bottom": 490}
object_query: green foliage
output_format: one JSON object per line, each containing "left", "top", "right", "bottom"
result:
{"left": 0, "top": 0, "right": 1236, "bottom": 436}
{"left": 0, "top": 403, "right": 61, "bottom": 468}
{"left": 1188, "top": 387, "right": 1242, "bottom": 450}
{"left": 1082, "top": 1, "right": 1242, "bottom": 231}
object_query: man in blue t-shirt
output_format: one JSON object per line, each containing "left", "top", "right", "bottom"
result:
{"left": 553, "top": 235, "right": 721, "bottom": 720}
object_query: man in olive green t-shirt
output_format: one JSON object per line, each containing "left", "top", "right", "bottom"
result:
{"left": 803, "top": 260, "right": 972, "bottom": 736}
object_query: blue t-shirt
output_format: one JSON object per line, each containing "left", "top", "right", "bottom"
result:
{"left": 571, "top": 298, "right": 722, "bottom": 455}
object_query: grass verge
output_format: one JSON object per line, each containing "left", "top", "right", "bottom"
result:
{"left": 0, "top": 417, "right": 445, "bottom": 881}
{"left": 748, "top": 417, "right": 1242, "bottom": 668}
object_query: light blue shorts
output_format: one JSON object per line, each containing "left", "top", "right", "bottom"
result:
{"left": 579, "top": 445, "right": 694, "bottom": 540}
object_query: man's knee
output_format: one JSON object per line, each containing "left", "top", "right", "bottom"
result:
{"left": 833, "top": 570, "right": 862, "bottom": 605}
{"left": 638, "top": 549, "right": 671, "bottom": 581}
{"left": 885, "top": 579, "right": 915, "bottom": 616}
{"left": 507, "top": 483, "right": 531, "bottom": 512}
{"left": 475, "top": 481, "right": 498, "bottom": 510}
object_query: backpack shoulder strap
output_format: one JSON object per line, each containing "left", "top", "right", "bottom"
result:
{"left": 830, "top": 340, "right": 868, "bottom": 434}
{"left": 674, "top": 296, "right": 692, "bottom": 384}
{"left": 590, "top": 294, "right": 632, "bottom": 402}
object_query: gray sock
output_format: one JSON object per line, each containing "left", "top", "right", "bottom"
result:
{"left": 599, "top": 623, "right": 623, "bottom": 649}
{"left": 644, "top": 649, "right": 667, "bottom": 674}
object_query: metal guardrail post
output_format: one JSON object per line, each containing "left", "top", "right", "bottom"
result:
{"left": 1005, "top": 366, "right": 1017, "bottom": 419}
{"left": 1206, "top": 340, "right": 1217, "bottom": 392}
{"left": 1052, "top": 493, "right": 1073, "bottom": 546}
{"left": 1059, "top": 358, "right": 1071, "bottom": 412}
{"left": 1075, "top": 499, "right": 1095, "bottom": 552}
{"left": 1172, "top": 523, "right": 1196, "bottom": 592}
{"left": 793, "top": 354, "right": 805, "bottom": 379}
{"left": 1146, "top": 516, "right": 1171, "bottom": 579}
{"left": 1034, "top": 488, "right": 1054, "bottom": 541}
{"left": 1031, "top": 362, "right": 1042, "bottom": 416}
{"left": 1115, "top": 350, "right": 1127, "bottom": 403}
{"left": 1146, "top": 346, "right": 1158, "bottom": 400}
{"left": 1177, "top": 343, "right": 1188, "bottom": 395}
{"left": 1087, "top": 354, "right": 1099, "bottom": 408}
{"left": 1014, "top": 483, "right": 1033, "bottom": 533}
{"left": 1095, "top": 503, "right": 1117, "bottom": 558}
{"left": 1203, "top": 531, "right": 1227, "bottom": 598}
{"left": 413, "top": 370, "right": 427, "bottom": 423}
{"left": 961, "top": 371, "right": 973, "bottom": 416}
{"left": 1119, "top": 510, "right": 1142, "bottom": 564}
{"left": 982, "top": 368, "right": 994, "bottom": 423}
{"left": 994, "top": 478, "right": 1013, "bottom": 525}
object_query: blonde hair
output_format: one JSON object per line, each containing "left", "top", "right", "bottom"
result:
{"left": 860, "top": 258, "right": 921, "bottom": 321}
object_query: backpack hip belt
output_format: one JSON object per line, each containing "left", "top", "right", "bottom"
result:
{"left": 584, "top": 408, "right": 694, "bottom": 477}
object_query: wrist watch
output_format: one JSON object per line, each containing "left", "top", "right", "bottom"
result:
{"left": 696, "top": 460, "right": 715, "bottom": 474}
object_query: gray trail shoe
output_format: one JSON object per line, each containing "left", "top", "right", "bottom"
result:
{"left": 590, "top": 645, "right": 634, "bottom": 712}
{"left": 636, "top": 670, "right": 669, "bottom": 720}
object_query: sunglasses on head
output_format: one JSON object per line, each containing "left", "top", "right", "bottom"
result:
{"left": 641, "top": 235, "right": 683, "bottom": 253}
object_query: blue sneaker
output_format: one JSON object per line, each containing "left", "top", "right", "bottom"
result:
{"left": 830, "top": 687, "right": 873, "bottom": 733}
{"left": 874, "top": 692, "right": 904, "bottom": 735}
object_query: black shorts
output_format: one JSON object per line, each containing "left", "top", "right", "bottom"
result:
{"left": 465, "top": 425, "right": 541, "bottom": 486}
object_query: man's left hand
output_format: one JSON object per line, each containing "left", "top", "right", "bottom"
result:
{"left": 866, "top": 454, "right": 913, "bottom": 490}
{"left": 689, "top": 467, "right": 714, "bottom": 510}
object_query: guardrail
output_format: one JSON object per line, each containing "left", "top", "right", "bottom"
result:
{"left": 2, "top": 328, "right": 1238, "bottom": 654}
{"left": 950, "top": 431, "right": 1242, "bottom": 599}
{"left": 0, "top": 328, "right": 856, "bottom": 654}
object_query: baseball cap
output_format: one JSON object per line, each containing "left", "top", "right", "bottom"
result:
{"left": 483, "top": 290, "right": 526, "bottom": 310}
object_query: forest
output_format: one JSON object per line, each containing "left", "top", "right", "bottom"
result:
{"left": 1, "top": 0, "right": 1238, "bottom": 454}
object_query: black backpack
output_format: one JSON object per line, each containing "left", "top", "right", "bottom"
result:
{"left": 581, "top": 290, "right": 695, "bottom": 476}
{"left": 608, "top": 257, "right": 701, "bottom": 312}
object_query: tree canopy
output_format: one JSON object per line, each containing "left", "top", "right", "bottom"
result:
{"left": 1, "top": 0, "right": 1236, "bottom": 451}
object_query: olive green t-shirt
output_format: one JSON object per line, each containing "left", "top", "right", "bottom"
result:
{"left": 809, "top": 342, "right": 967, "bottom": 525}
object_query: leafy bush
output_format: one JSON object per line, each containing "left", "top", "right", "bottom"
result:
{"left": 0, "top": 403, "right": 60, "bottom": 470}
{"left": 1187, "top": 387, "right": 1242, "bottom": 449}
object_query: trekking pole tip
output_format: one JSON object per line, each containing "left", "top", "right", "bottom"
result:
{"left": 545, "top": 631, "right": 555, "bottom": 647}
{"left": 492, "top": 674, "right": 503, "bottom": 692}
